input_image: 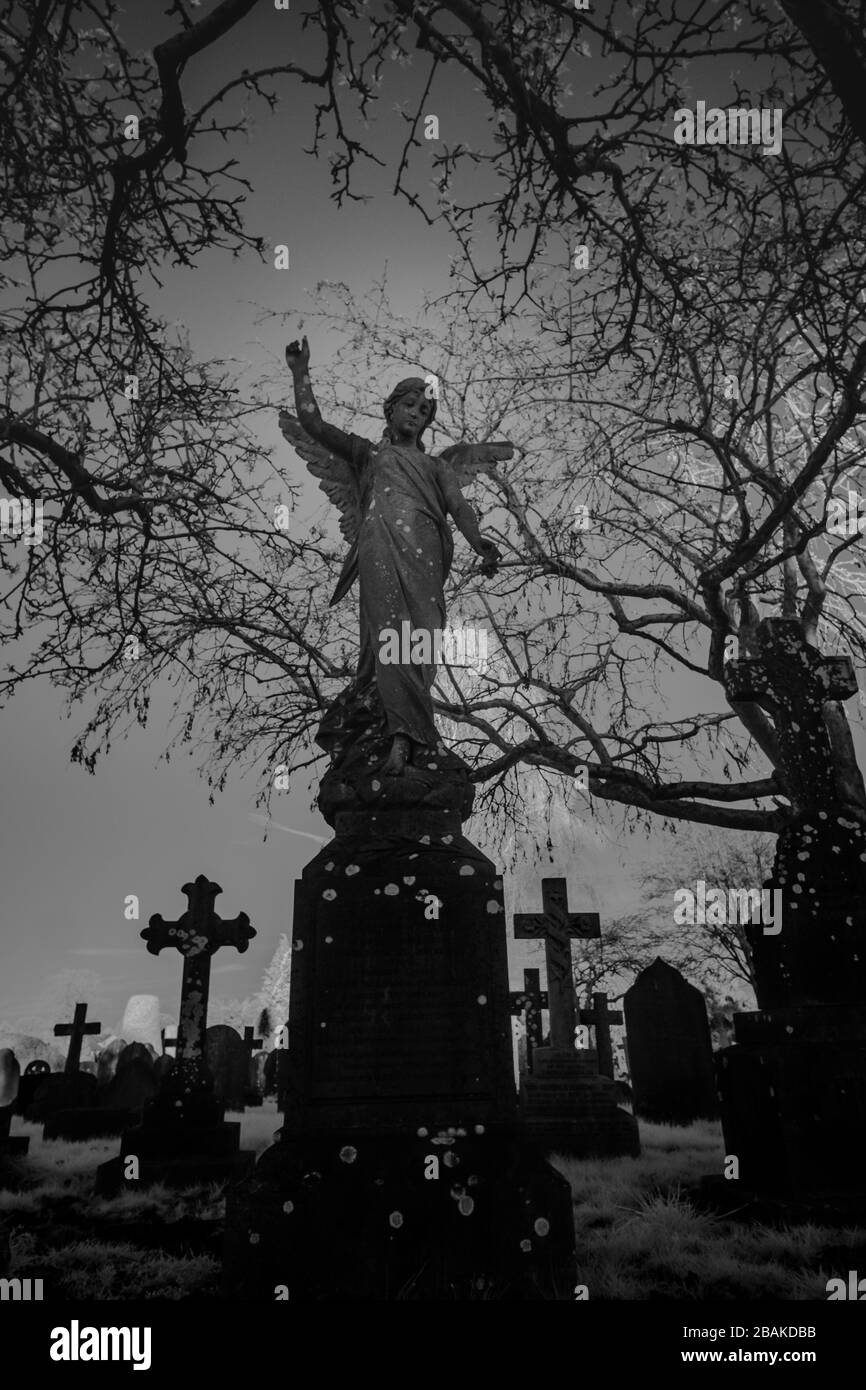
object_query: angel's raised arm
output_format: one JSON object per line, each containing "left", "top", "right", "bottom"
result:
{"left": 285, "top": 338, "right": 356, "bottom": 466}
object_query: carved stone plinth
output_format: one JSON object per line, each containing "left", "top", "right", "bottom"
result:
{"left": 224, "top": 809, "right": 577, "bottom": 1299}
{"left": 518, "top": 1047, "right": 640, "bottom": 1159}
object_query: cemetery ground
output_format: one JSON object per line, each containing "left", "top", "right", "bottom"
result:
{"left": 2, "top": 1106, "right": 862, "bottom": 1300}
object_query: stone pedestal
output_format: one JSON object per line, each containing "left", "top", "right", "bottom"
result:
{"left": 717, "top": 1004, "right": 866, "bottom": 1195}
{"left": 224, "top": 804, "right": 576, "bottom": 1298}
{"left": 519, "top": 1047, "right": 640, "bottom": 1158}
{"left": 96, "top": 1092, "right": 255, "bottom": 1194}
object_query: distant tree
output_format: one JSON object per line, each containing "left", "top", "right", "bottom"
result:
{"left": 579, "top": 826, "right": 774, "bottom": 1005}
{"left": 256, "top": 935, "right": 292, "bottom": 1043}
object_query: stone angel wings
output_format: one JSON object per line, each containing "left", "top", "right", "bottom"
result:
{"left": 278, "top": 411, "right": 513, "bottom": 606}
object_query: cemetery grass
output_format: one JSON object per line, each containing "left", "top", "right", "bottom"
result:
{"left": 4, "top": 1109, "right": 864, "bottom": 1299}
{"left": 553, "top": 1119, "right": 866, "bottom": 1300}
{"left": 0, "top": 1106, "right": 281, "bottom": 1300}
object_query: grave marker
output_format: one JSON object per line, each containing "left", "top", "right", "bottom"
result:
{"left": 54, "top": 1003, "right": 100, "bottom": 1075}
{"left": 513, "top": 879, "right": 599, "bottom": 1049}
{"left": 624, "top": 959, "right": 717, "bottom": 1124}
{"left": 578, "top": 992, "right": 623, "bottom": 1080}
{"left": 97, "top": 875, "right": 257, "bottom": 1193}
{"left": 141, "top": 875, "right": 255, "bottom": 1108}
{"left": 205, "top": 1025, "right": 248, "bottom": 1111}
{"left": 509, "top": 968, "right": 547, "bottom": 1071}
{"left": 511, "top": 883, "right": 639, "bottom": 1159}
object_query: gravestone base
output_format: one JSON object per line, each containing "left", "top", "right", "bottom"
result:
{"left": 717, "top": 1004, "right": 866, "bottom": 1194}
{"left": 43, "top": 1107, "right": 133, "bottom": 1142}
{"left": 28, "top": 1072, "right": 98, "bottom": 1123}
{"left": 518, "top": 1048, "right": 640, "bottom": 1158}
{"left": 223, "top": 1124, "right": 575, "bottom": 1300}
{"left": 95, "top": 1107, "right": 255, "bottom": 1195}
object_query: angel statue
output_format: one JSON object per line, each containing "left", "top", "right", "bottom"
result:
{"left": 280, "top": 337, "right": 512, "bottom": 788}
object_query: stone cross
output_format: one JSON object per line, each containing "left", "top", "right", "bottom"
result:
{"left": 513, "top": 879, "right": 600, "bottom": 1050}
{"left": 578, "top": 992, "right": 623, "bottom": 1079}
{"left": 725, "top": 617, "right": 857, "bottom": 814}
{"left": 142, "top": 876, "right": 255, "bottom": 1097}
{"left": 509, "top": 968, "right": 548, "bottom": 1068}
{"left": 54, "top": 1002, "right": 101, "bottom": 1075}
{"left": 242, "top": 1027, "right": 263, "bottom": 1064}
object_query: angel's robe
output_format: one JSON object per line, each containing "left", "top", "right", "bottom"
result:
{"left": 317, "top": 436, "right": 456, "bottom": 751}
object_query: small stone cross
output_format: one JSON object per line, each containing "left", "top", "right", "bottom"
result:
{"left": 509, "top": 968, "right": 548, "bottom": 1069}
{"left": 142, "top": 876, "right": 254, "bottom": 1100}
{"left": 513, "top": 878, "right": 600, "bottom": 1050}
{"left": 54, "top": 1002, "right": 101, "bottom": 1075}
{"left": 578, "top": 991, "right": 623, "bottom": 1079}
{"left": 725, "top": 617, "right": 857, "bottom": 814}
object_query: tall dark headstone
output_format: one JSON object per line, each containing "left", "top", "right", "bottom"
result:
{"left": 624, "top": 960, "right": 717, "bottom": 1125}
{"left": 96, "top": 877, "right": 256, "bottom": 1193}
{"left": 224, "top": 786, "right": 577, "bottom": 1300}
{"left": 720, "top": 618, "right": 866, "bottom": 1193}
{"left": 510, "top": 881, "right": 639, "bottom": 1159}
{"left": 205, "top": 1025, "right": 248, "bottom": 1112}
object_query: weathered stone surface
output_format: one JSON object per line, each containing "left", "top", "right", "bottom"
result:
{"left": 624, "top": 959, "right": 717, "bottom": 1125}
{"left": 283, "top": 834, "right": 515, "bottom": 1135}
{"left": 119, "top": 995, "right": 162, "bottom": 1054}
{"left": 225, "top": 820, "right": 576, "bottom": 1298}
{"left": 518, "top": 1047, "right": 639, "bottom": 1158}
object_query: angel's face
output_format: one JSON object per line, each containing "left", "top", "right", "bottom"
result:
{"left": 388, "top": 389, "right": 433, "bottom": 444}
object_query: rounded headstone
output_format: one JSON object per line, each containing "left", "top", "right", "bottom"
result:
{"left": 0, "top": 1049, "right": 21, "bottom": 1108}
{"left": 23, "top": 1059, "right": 50, "bottom": 1076}
{"left": 118, "top": 995, "right": 162, "bottom": 1054}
